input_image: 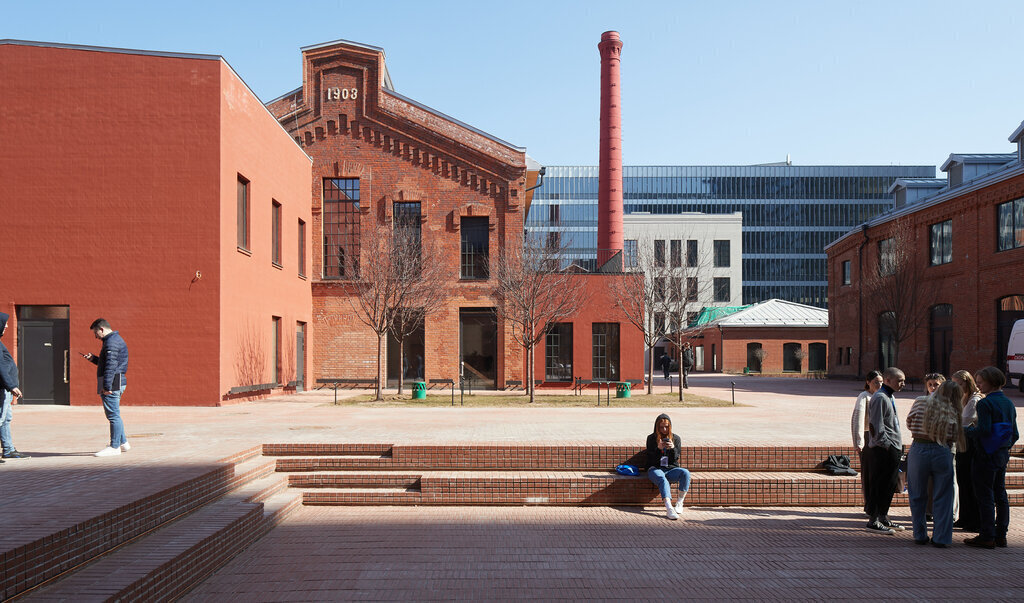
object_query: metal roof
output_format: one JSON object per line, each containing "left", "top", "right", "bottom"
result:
{"left": 886, "top": 178, "right": 947, "bottom": 194}
{"left": 940, "top": 153, "right": 1017, "bottom": 171}
{"left": 1009, "top": 119, "right": 1024, "bottom": 143}
{"left": 707, "top": 298, "right": 828, "bottom": 328}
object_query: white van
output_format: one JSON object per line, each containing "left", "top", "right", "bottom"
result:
{"left": 1009, "top": 319, "right": 1024, "bottom": 392}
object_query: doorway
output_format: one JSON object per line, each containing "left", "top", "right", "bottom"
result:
{"left": 459, "top": 308, "right": 496, "bottom": 389}
{"left": 296, "top": 322, "right": 306, "bottom": 392}
{"left": 16, "top": 306, "right": 70, "bottom": 405}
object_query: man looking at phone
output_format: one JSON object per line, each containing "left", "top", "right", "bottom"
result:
{"left": 0, "top": 312, "right": 27, "bottom": 461}
{"left": 83, "top": 318, "right": 130, "bottom": 457}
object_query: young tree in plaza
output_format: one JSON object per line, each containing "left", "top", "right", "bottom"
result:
{"left": 348, "top": 214, "right": 446, "bottom": 400}
{"left": 863, "top": 217, "right": 940, "bottom": 367}
{"left": 493, "top": 233, "right": 589, "bottom": 404}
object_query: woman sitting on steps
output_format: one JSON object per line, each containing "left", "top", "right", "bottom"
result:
{"left": 646, "top": 413, "right": 691, "bottom": 520}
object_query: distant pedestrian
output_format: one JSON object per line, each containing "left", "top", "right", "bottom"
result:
{"left": 951, "top": 369, "right": 982, "bottom": 532}
{"left": 906, "top": 381, "right": 963, "bottom": 547}
{"left": 681, "top": 343, "right": 694, "bottom": 388}
{"left": 659, "top": 352, "right": 671, "bottom": 380}
{"left": 0, "top": 312, "right": 28, "bottom": 461}
{"left": 964, "top": 367, "right": 1019, "bottom": 548}
{"left": 852, "top": 370, "right": 883, "bottom": 514}
{"left": 864, "top": 367, "right": 906, "bottom": 534}
{"left": 645, "top": 413, "right": 691, "bottom": 520}
{"left": 83, "top": 318, "right": 130, "bottom": 457}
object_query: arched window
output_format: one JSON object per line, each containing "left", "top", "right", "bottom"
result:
{"left": 808, "top": 342, "right": 827, "bottom": 372}
{"left": 997, "top": 295, "right": 1024, "bottom": 372}
{"left": 929, "top": 304, "right": 953, "bottom": 377}
{"left": 746, "top": 342, "right": 764, "bottom": 373}
{"left": 783, "top": 343, "right": 802, "bottom": 372}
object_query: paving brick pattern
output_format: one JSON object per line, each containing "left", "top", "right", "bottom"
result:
{"left": 183, "top": 505, "right": 1024, "bottom": 601}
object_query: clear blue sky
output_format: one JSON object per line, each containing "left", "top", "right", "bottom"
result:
{"left": 6, "top": 0, "right": 1023, "bottom": 170}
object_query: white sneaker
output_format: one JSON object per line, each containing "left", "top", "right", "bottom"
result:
{"left": 95, "top": 446, "right": 121, "bottom": 457}
{"left": 665, "top": 501, "right": 679, "bottom": 520}
{"left": 120, "top": 442, "right": 131, "bottom": 452}
{"left": 674, "top": 497, "right": 686, "bottom": 514}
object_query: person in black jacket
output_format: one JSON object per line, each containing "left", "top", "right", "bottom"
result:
{"left": 681, "top": 343, "right": 694, "bottom": 388}
{"left": 0, "top": 312, "right": 27, "bottom": 462}
{"left": 83, "top": 318, "right": 130, "bottom": 457}
{"left": 646, "top": 413, "right": 691, "bottom": 520}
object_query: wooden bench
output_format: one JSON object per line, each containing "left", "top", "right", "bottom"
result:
{"left": 227, "top": 382, "right": 277, "bottom": 396}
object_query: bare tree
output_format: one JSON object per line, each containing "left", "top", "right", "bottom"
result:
{"left": 233, "top": 319, "right": 267, "bottom": 387}
{"left": 862, "top": 217, "right": 941, "bottom": 367}
{"left": 613, "top": 234, "right": 715, "bottom": 396}
{"left": 389, "top": 219, "right": 448, "bottom": 395}
{"left": 493, "top": 233, "right": 589, "bottom": 403}
{"left": 347, "top": 214, "right": 446, "bottom": 401}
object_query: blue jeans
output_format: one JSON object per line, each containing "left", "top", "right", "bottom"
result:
{"left": 101, "top": 385, "right": 127, "bottom": 448}
{"left": 972, "top": 447, "right": 1011, "bottom": 541}
{"left": 648, "top": 467, "right": 691, "bottom": 500}
{"left": 0, "top": 390, "right": 12, "bottom": 455}
{"left": 908, "top": 442, "right": 954, "bottom": 545}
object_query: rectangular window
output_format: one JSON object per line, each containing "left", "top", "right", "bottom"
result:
{"left": 686, "top": 277, "right": 698, "bottom": 302}
{"left": 271, "top": 200, "right": 282, "bottom": 267}
{"left": 545, "top": 323, "right": 573, "bottom": 381}
{"left": 548, "top": 204, "right": 560, "bottom": 225}
{"left": 686, "top": 240, "right": 698, "bottom": 267}
{"left": 842, "top": 260, "right": 851, "bottom": 285}
{"left": 323, "top": 178, "right": 360, "bottom": 279}
{"left": 272, "top": 316, "right": 281, "bottom": 385}
{"left": 654, "top": 240, "right": 666, "bottom": 267}
{"left": 461, "top": 216, "right": 489, "bottom": 279}
{"left": 624, "top": 239, "right": 638, "bottom": 268}
{"left": 929, "top": 219, "right": 952, "bottom": 265}
{"left": 714, "top": 277, "right": 730, "bottom": 302}
{"left": 298, "top": 219, "right": 306, "bottom": 277}
{"left": 669, "top": 277, "right": 681, "bottom": 303}
{"left": 394, "top": 202, "right": 422, "bottom": 273}
{"left": 997, "top": 198, "right": 1024, "bottom": 251}
{"left": 878, "top": 238, "right": 895, "bottom": 276}
{"left": 654, "top": 312, "right": 665, "bottom": 333}
{"left": 670, "top": 240, "right": 682, "bottom": 268}
{"left": 713, "top": 240, "right": 730, "bottom": 267}
{"left": 237, "top": 175, "right": 250, "bottom": 251}
{"left": 654, "top": 277, "right": 666, "bottom": 302}
{"left": 592, "top": 323, "right": 620, "bottom": 381}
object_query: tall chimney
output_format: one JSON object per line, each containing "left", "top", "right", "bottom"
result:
{"left": 598, "top": 31, "right": 624, "bottom": 270}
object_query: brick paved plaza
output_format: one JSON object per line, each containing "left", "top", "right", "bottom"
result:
{"left": 3, "top": 375, "right": 1022, "bottom": 600}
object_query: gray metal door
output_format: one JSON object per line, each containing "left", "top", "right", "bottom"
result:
{"left": 296, "top": 322, "right": 305, "bottom": 392}
{"left": 18, "top": 319, "right": 70, "bottom": 405}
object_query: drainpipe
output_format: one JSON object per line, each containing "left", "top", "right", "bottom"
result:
{"left": 718, "top": 323, "right": 724, "bottom": 373}
{"left": 857, "top": 223, "right": 869, "bottom": 377}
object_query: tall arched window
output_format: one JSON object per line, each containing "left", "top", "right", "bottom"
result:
{"left": 783, "top": 342, "right": 802, "bottom": 372}
{"left": 808, "top": 342, "right": 827, "bottom": 372}
{"left": 878, "top": 311, "right": 897, "bottom": 369}
{"left": 997, "top": 295, "right": 1024, "bottom": 371}
{"left": 929, "top": 304, "right": 953, "bottom": 377}
{"left": 746, "top": 342, "right": 763, "bottom": 373}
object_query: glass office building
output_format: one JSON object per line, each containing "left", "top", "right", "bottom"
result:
{"left": 526, "top": 165, "right": 935, "bottom": 307}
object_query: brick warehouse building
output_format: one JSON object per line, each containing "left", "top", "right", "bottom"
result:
{"left": 0, "top": 40, "right": 313, "bottom": 406}
{"left": 264, "top": 39, "right": 642, "bottom": 389}
{"left": 826, "top": 119, "right": 1024, "bottom": 382}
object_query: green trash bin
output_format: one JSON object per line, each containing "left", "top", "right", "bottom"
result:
{"left": 412, "top": 381, "right": 426, "bottom": 400}
{"left": 615, "top": 382, "right": 631, "bottom": 399}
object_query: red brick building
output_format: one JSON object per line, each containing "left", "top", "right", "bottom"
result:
{"left": 267, "top": 39, "right": 643, "bottom": 389}
{"left": 0, "top": 40, "right": 312, "bottom": 405}
{"left": 827, "top": 121, "right": 1024, "bottom": 381}
{"left": 683, "top": 299, "right": 829, "bottom": 374}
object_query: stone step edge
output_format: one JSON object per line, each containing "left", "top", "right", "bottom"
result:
{"left": 0, "top": 445, "right": 264, "bottom": 601}
{"left": 30, "top": 486, "right": 303, "bottom": 602}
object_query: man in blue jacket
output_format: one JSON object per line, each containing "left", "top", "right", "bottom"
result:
{"left": 84, "top": 318, "right": 130, "bottom": 457}
{"left": 0, "top": 312, "right": 27, "bottom": 461}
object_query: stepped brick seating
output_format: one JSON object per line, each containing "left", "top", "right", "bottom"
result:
{"left": 264, "top": 443, "right": 1024, "bottom": 508}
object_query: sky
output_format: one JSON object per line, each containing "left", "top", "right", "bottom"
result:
{"left": 5, "top": 0, "right": 1023, "bottom": 171}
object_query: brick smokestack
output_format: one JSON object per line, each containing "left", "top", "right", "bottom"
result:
{"left": 598, "top": 31, "right": 624, "bottom": 269}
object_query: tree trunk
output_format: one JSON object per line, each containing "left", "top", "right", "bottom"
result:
{"left": 647, "top": 345, "right": 654, "bottom": 394}
{"left": 375, "top": 333, "right": 384, "bottom": 401}
{"left": 677, "top": 344, "right": 684, "bottom": 402}
{"left": 396, "top": 335, "right": 405, "bottom": 395}
{"left": 527, "top": 343, "right": 536, "bottom": 404}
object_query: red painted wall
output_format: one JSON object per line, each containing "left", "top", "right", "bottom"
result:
{"left": 0, "top": 43, "right": 310, "bottom": 405}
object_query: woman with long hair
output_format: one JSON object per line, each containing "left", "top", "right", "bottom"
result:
{"left": 906, "top": 380, "right": 964, "bottom": 547}
{"left": 646, "top": 413, "right": 691, "bottom": 520}
{"left": 964, "top": 367, "right": 1020, "bottom": 548}
{"left": 852, "top": 370, "right": 883, "bottom": 514}
{"left": 951, "top": 370, "right": 982, "bottom": 532}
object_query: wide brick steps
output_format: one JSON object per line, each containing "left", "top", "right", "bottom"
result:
{"left": 265, "top": 443, "right": 1024, "bottom": 509}
{"left": 5, "top": 453, "right": 299, "bottom": 602}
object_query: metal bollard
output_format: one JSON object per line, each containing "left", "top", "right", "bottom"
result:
{"left": 731, "top": 381, "right": 736, "bottom": 405}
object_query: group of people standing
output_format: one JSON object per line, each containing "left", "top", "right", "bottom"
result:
{"left": 852, "top": 366, "right": 1019, "bottom": 548}
{"left": 0, "top": 315, "right": 130, "bottom": 461}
